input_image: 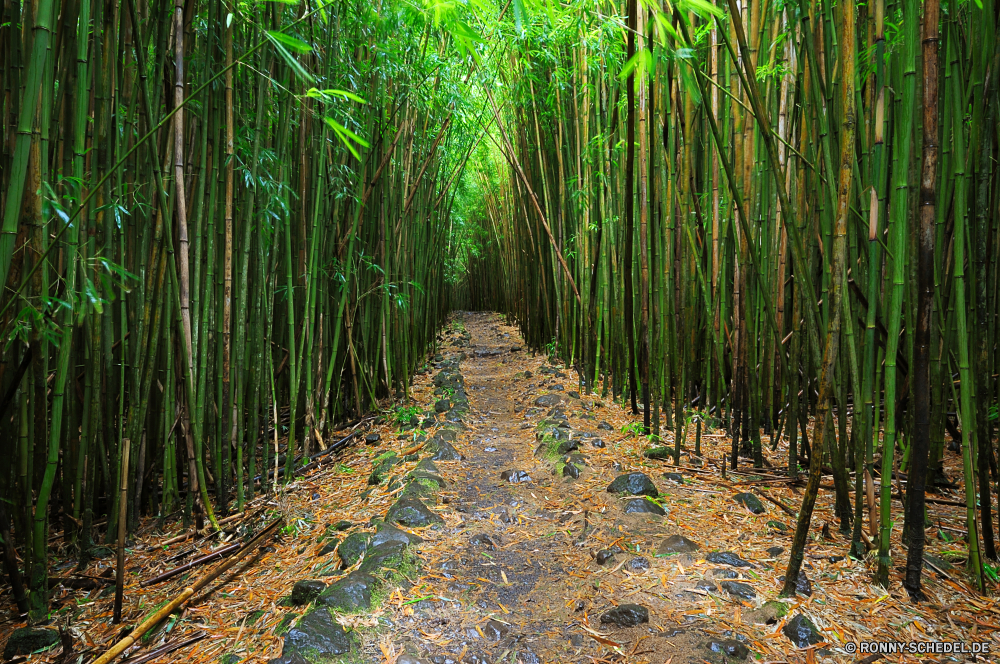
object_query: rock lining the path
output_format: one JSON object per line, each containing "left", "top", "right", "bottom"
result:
{"left": 607, "top": 472, "right": 659, "bottom": 497}
{"left": 600, "top": 604, "right": 650, "bottom": 628}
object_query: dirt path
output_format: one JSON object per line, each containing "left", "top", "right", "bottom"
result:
{"left": 378, "top": 312, "right": 766, "bottom": 664}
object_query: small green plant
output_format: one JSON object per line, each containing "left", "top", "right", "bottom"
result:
{"left": 621, "top": 422, "right": 644, "bottom": 435}
{"left": 392, "top": 405, "right": 421, "bottom": 425}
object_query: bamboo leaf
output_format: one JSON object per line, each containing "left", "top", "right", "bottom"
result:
{"left": 266, "top": 30, "right": 312, "bottom": 54}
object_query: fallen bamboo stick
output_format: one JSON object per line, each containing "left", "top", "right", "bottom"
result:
{"left": 90, "top": 517, "right": 284, "bottom": 664}
{"left": 119, "top": 631, "right": 207, "bottom": 664}
{"left": 140, "top": 541, "right": 242, "bottom": 587}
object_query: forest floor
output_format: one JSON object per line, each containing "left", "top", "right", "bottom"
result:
{"left": 3, "top": 312, "right": 999, "bottom": 664}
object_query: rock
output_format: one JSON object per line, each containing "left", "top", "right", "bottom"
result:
{"left": 782, "top": 614, "right": 823, "bottom": 647}
{"left": 407, "top": 471, "right": 447, "bottom": 488}
{"left": 317, "top": 571, "right": 376, "bottom": 610}
{"left": 626, "top": 557, "right": 651, "bottom": 572}
{"left": 415, "top": 459, "right": 440, "bottom": 473}
{"left": 481, "top": 619, "right": 510, "bottom": 642}
{"left": 396, "top": 656, "right": 427, "bottom": 664}
{"left": 643, "top": 447, "right": 673, "bottom": 460}
{"left": 710, "top": 568, "right": 740, "bottom": 579}
{"left": 332, "top": 520, "right": 352, "bottom": 531}
{"left": 387, "top": 498, "right": 444, "bottom": 527}
{"left": 430, "top": 441, "right": 463, "bottom": 461}
{"left": 434, "top": 398, "right": 451, "bottom": 413}
{"left": 595, "top": 549, "right": 617, "bottom": 565}
{"left": 705, "top": 551, "right": 751, "bottom": 568}
{"left": 658, "top": 534, "right": 700, "bottom": 554}
{"left": 280, "top": 609, "right": 352, "bottom": 659}
{"left": 500, "top": 469, "right": 532, "bottom": 483}
{"left": 3, "top": 627, "right": 60, "bottom": 659}
{"left": 365, "top": 433, "right": 381, "bottom": 445}
{"left": 663, "top": 472, "right": 684, "bottom": 483}
{"left": 694, "top": 580, "right": 717, "bottom": 592}
{"left": 600, "top": 604, "right": 650, "bottom": 628}
{"left": 591, "top": 438, "right": 606, "bottom": 448}
{"left": 611, "top": 461, "right": 624, "bottom": 471}
{"left": 733, "top": 492, "right": 766, "bottom": 514}
{"left": 622, "top": 498, "right": 666, "bottom": 515}
{"left": 562, "top": 463, "right": 580, "bottom": 479}
{"left": 567, "top": 390, "right": 581, "bottom": 399}
{"left": 484, "top": 446, "right": 498, "bottom": 452}
{"left": 766, "top": 520, "right": 790, "bottom": 532}
{"left": 746, "top": 600, "right": 789, "bottom": 625}
{"left": 290, "top": 580, "right": 327, "bottom": 605}
{"left": 719, "top": 580, "right": 756, "bottom": 601}
{"left": 220, "top": 654, "right": 241, "bottom": 664}
{"left": 534, "top": 394, "right": 563, "bottom": 407}
{"left": 778, "top": 571, "right": 813, "bottom": 597}
{"left": 359, "top": 542, "right": 408, "bottom": 576}
{"left": 598, "top": 421, "right": 614, "bottom": 431}
{"left": 435, "top": 429, "right": 458, "bottom": 442}
{"left": 338, "top": 532, "right": 370, "bottom": 568}
{"left": 372, "top": 523, "right": 423, "bottom": 548}
{"left": 556, "top": 439, "right": 579, "bottom": 454}
{"left": 607, "top": 473, "right": 659, "bottom": 497}
{"left": 705, "top": 639, "right": 750, "bottom": 660}
{"left": 469, "top": 534, "right": 496, "bottom": 548}
{"left": 316, "top": 540, "right": 339, "bottom": 556}
{"left": 765, "top": 546, "right": 785, "bottom": 558}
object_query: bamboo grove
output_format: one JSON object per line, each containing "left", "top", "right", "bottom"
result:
{"left": 0, "top": 0, "right": 488, "bottom": 622}
{"left": 1, "top": 0, "right": 998, "bottom": 628}
{"left": 463, "top": 0, "right": 1000, "bottom": 598}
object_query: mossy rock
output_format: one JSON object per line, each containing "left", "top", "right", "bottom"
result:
{"left": 338, "top": 532, "right": 371, "bottom": 568}
{"left": 643, "top": 447, "right": 673, "bottom": 460}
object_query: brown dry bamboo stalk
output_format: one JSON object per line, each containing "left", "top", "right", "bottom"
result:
{"left": 91, "top": 518, "right": 283, "bottom": 664}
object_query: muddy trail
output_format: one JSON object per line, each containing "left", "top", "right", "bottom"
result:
{"left": 268, "top": 312, "right": 796, "bottom": 664}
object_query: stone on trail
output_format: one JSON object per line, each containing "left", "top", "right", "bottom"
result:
{"left": 338, "top": 532, "right": 370, "bottom": 568}
{"left": 658, "top": 534, "right": 700, "bottom": 554}
{"left": 358, "top": 541, "right": 408, "bottom": 576}
{"left": 365, "top": 433, "right": 381, "bottom": 445}
{"left": 469, "top": 533, "right": 496, "bottom": 548}
{"left": 289, "top": 579, "right": 326, "bottom": 605}
{"left": 386, "top": 497, "right": 444, "bottom": 527}
{"left": 719, "top": 580, "right": 757, "bottom": 601}
{"left": 595, "top": 549, "right": 617, "bottom": 565}
{"left": 534, "top": 394, "right": 562, "bottom": 407}
{"left": 767, "top": 520, "right": 790, "bottom": 532}
{"left": 705, "top": 551, "right": 751, "bottom": 568}
{"left": 643, "top": 446, "right": 672, "bottom": 460}
{"left": 598, "top": 421, "right": 614, "bottom": 431}
{"left": 434, "top": 398, "right": 451, "bottom": 413}
{"left": 733, "top": 492, "right": 767, "bottom": 514}
{"left": 3, "top": 627, "right": 60, "bottom": 659}
{"left": 663, "top": 472, "right": 684, "bottom": 483}
{"left": 765, "top": 546, "right": 785, "bottom": 558}
{"left": 481, "top": 619, "right": 510, "bottom": 642}
{"left": 600, "top": 604, "right": 650, "bottom": 628}
{"left": 316, "top": 571, "right": 376, "bottom": 611}
{"left": 607, "top": 472, "right": 659, "bottom": 497}
{"left": 710, "top": 568, "right": 740, "bottom": 579}
{"left": 625, "top": 557, "right": 651, "bottom": 572}
{"left": 315, "top": 539, "right": 339, "bottom": 556}
{"left": 562, "top": 462, "right": 580, "bottom": 479}
{"left": 434, "top": 429, "right": 458, "bottom": 442}
{"left": 276, "top": 609, "right": 352, "bottom": 661}
{"left": 622, "top": 498, "right": 666, "bottom": 515}
{"left": 591, "top": 438, "right": 606, "bottom": 448}
{"left": 782, "top": 614, "right": 823, "bottom": 647}
{"left": 430, "top": 440, "right": 463, "bottom": 461}
{"left": 500, "top": 469, "right": 532, "bottom": 483}
{"left": 778, "top": 570, "right": 813, "bottom": 597}
{"left": 704, "top": 639, "right": 751, "bottom": 661}
{"left": 415, "top": 458, "right": 440, "bottom": 473}
{"left": 695, "top": 580, "right": 717, "bottom": 592}
{"left": 567, "top": 390, "right": 581, "bottom": 399}
{"left": 372, "top": 522, "right": 422, "bottom": 548}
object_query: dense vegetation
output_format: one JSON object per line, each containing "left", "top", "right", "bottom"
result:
{"left": 0, "top": 0, "right": 997, "bottom": 627}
